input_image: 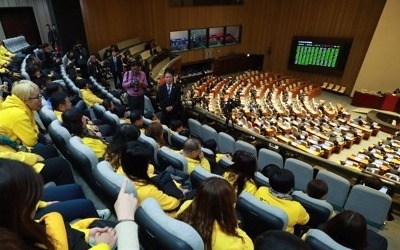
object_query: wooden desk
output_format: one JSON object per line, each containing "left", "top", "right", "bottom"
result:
{"left": 347, "top": 155, "right": 369, "bottom": 168}
{"left": 348, "top": 123, "right": 372, "bottom": 140}
{"left": 276, "top": 134, "right": 292, "bottom": 144}
{"left": 306, "top": 128, "right": 329, "bottom": 141}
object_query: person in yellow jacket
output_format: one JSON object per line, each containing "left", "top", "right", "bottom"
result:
{"left": 223, "top": 150, "right": 258, "bottom": 197}
{"left": 0, "top": 80, "right": 75, "bottom": 185}
{"left": 181, "top": 138, "right": 211, "bottom": 174}
{"left": 0, "top": 41, "right": 15, "bottom": 58}
{"left": 50, "top": 91, "right": 108, "bottom": 138}
{"left": 254, "top": 169, "right": 310, "bottom": 234}
{"left": 120, "top": 140, "right": 184, "bottom": 212}
{"left": 104, "top": 123, "right": 156, "bottom": 177}
{"left": 0, "top": 158, "right": 115, "bottom": 249}
{"left": 0, "top": 158, "right": 141, "bottom": 249}
{"left": 75, "top": 78, "right": 104, "bottom": 107}
{"left": 177, "top": 177, "right": 254, "bottom": 250}
{"left": 62, "top": 107, "right": 107, "bottom": 159}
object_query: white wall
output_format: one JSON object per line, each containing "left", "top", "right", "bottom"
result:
{"left": 352, "top": 0, "right": 400, "bottom": 95}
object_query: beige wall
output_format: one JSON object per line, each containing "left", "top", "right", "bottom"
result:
{"left": 352, "top": 0, "right": 400, "bottom": 95}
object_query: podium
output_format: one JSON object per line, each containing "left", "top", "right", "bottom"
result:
{"left": 351, "top": 91, "right": 384, "bottom": 109}
{"left": 381, "top": 94, "right": 400, "bottom": 112}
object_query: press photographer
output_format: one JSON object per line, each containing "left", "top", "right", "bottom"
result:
{"left": 122, "top": 61, "right": 148, "bottom": 113}
{"left": 221, "top": 98, "right": 242, "bottom": 128}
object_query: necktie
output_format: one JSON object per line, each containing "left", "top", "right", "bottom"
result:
{"left": 167, "top": 85, "right": 171, "bottom": 98}
{"left": 114, "top": 57, "right": 117, "bottom": 71}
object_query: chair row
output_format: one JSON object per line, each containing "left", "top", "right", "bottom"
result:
{"left": 3, "top": 35, "right": 30, "bottom": 53}
{"left": 322, "top": 82, "right": 346, "bottom": 94}
{"left": 106, "top": 165, "right": 378, "bottom": 250}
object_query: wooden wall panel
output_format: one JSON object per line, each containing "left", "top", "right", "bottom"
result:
{"left": 80, "top": 0, "right": 385, "bottom": 95}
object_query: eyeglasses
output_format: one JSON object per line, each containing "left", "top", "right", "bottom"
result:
{"left": 29, "top": 94, "right": 42, "bottom": 100}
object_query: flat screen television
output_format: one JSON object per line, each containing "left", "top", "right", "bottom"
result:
{"left": 170, "top": 30, "right": 189, "bottom": 52}
{"left": 189, "top": 28, "right": 207, "bottom": 50}
{"left": 225, "top": 25, "right": 241, "bottom": 45}
{"left": 288, "top": 36, "right": 353, "bottom": 75}
{"left": 208, "top": 27, "right": 225, "bottom": 48}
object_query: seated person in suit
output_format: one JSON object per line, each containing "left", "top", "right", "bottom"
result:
{"left": 120, "top": 141, "right": 185, "bottom": 212}
{"left": 181, "top": 138, "right": 211, "bottom": 174}
{"left": 223, "top": 150, "right": 258, "bottom": 196}
{"left": 62, "top": 107, "right": 107, "bottom": 159}
{"left": 75, "top": 78, "right": 103, "bottom": 108}
{"left": 177, "top": 178, "right": 253, "bottom": 250}
{"left": 255, "top": 169, "right": 310, "bottom": 234}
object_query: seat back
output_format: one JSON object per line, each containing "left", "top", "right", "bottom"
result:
{"left": 190, "top": 166, "right": 222, "bottom": 189}
{"left": 217, "top": 132, "right": 235, "bottom": 155}
{"left": 236, "top": 192, "right": 288, "bottom": 240}
{"left": 284, "top": 158, "right": 313, "bottom": 192}
{"left": 257, "top": 148, "right": 284, "bottom": 170}
{"left": 170, "top": 132, "right": 188, "bottom": 150}
{"left": 144, "top": 95, "right": 155, "bottom": 114}
{"left": 254, "top": 171, "right": 270, "bottom": 187}
{"left": 316, "top": 170, "right": 350, "bottom": 211}
{"left": 38, "top": 106, "right": 57, "bottom": 128}
{"left": 92, "top": 103, "right": 106, "bottom": 120}
{"left": 103, "top": 110, "right": 120, "bottom": 132}
{"left": 304, "top": 229, "right": 352, "bottom": 250}
{"left": 48, "top": 120, "right": 72, "bottom": 160}
{"left": 200, "top": 124, "right": 218, "bottom": 145}
{"left": 67, "top": 136, "right": 98, "bottom": 188}
{"left": 135, "top": 198, "right": 204, "bottom": 250}
{"left": 138, "top": 133, "right": 160, "bottom": 167}
{"left": 93, "top": 161, "right": 137, "bottom": 208}
{"left": 188, "top": 118, "right": 202, "bottom": 139}
{"left": 235, "top": 140, "right": 258, "bottom": 159}
{"left": 344, "top": 184, "right": 391, "bottom": 229}
{"left": 157, "top": 146, "right": 187, "bottom": 172}
{"left": 292, "top": 191, "right": 333, "bottom": 229}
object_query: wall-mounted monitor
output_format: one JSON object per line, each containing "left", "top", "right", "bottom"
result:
{"left": 189, "top": 28, "right": 207, "bottom": 50}
{"left": 208, "top": 27, "right": 225, "bottom": 48}
{"left": 225, "top": 25, "right": 241, "bottom": 45}
{"left": 170, "top": 30, "right": 189, "bottom": 52}
{"left": 288, "top": 36, "right": 353, "bottom": 75}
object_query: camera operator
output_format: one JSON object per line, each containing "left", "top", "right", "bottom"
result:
{"left": 122, "top": 61, "right": 148, "bottom": 113}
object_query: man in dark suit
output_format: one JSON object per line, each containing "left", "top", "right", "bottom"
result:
{"left": 108, "top": 49, "right": 123, "bottom": 89}
{"left": 156, "top": 67, "right": 182, "bottom": 126}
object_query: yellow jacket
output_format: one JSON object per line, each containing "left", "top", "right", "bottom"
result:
{"left": 81, "top": 136, "right": 107, "bottom": 159}
{"left": 38, "top": 212, "right": 109, "bottom": 249}
{"left": 223, "top": 172, "right": 258, "bottom": 196}
{"left": 0, "top": 44, "right": 14, "bottom": 57}
{"left": 185, "top": 156, "right": 211, "bottom": 174}
{"left": 0, "top": 94, "right": 39, "bottom": 147}
{"left": 0, "top": 95, "right": 44, "bottom": 172}
{"left": 177, "top": 200, "right": 253, "bottom": 250}
{"left": 81, "top": 89, "right": 103, "bottom": 107}
{"left": 211, "top": 222, "right": 254, "bottom": 250}
{"left": 254, "top": 187, "right": 310, "bottom": 233}
{"left": 117, "top": 169, "right": 181, "bottom": 212}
